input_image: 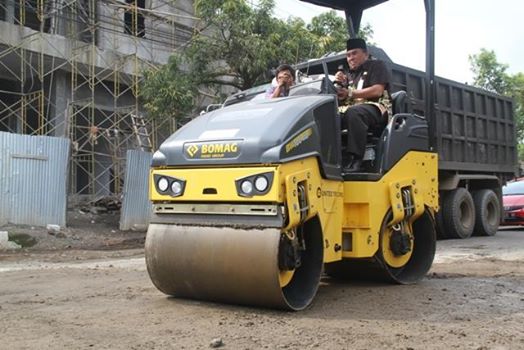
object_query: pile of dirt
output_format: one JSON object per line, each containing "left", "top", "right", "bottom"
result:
{"left": 0, "top": 209, "right": 145, "bottom": 252}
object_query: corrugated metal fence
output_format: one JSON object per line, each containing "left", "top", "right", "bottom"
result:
{"left": 0, "top": 132, "right": 70, "bottom": 227}
{"left": 119, "top": 150, "right": 152, "bottom": 231}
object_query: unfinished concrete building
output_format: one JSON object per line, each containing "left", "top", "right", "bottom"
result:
{"left": 0, "top": 0, "right": 196, "bottom": 201}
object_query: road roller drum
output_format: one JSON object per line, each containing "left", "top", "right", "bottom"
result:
{"left": 145, "top": 223, "right": 323, "bottom": 310}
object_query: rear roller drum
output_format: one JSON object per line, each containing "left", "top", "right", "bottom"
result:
{"left": 324, "top": 210, "right": 436, "bottom": 283}
{"left": 377, "top": 209, "right": 436, "bottom": 284}
{"left": 145, "top": 217, "right": 323, "bottom": 310}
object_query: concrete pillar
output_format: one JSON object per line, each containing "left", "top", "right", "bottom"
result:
{"left": 5, "top": 0, "right": 15, "bottom": 24}
{"left": 53, "top": 0, "right": 67, "bottom": 36}
{"left": 49, "top": 70, "right": 70, "bottom": 138}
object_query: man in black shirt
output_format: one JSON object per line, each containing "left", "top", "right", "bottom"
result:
{"left": 335, "top": 38, "right": 391, "bottom": 172}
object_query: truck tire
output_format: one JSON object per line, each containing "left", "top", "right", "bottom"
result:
{"left": 472, "top": 189, "right": 500, "bottom": 236}
{"left": 442, "top": 188, "right": 475, "bottom": 239}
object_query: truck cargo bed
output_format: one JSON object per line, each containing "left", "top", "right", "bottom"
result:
{"left": 391, "top": 63, "right": 516, "bottom": 176}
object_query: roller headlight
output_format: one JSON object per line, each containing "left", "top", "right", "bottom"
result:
{"left": 153, "top": 174, "right": 186, "bottom": 197}
{"left": 254, "top": 176, "right": 269, "bottom": 192}
{"left": 171, "top": 181, "right": 183, "bottom": 196}
{"left": 157, "top": 177, "right": 169, "bottom": 192}
{"left": 235, "top": 171, "right": 274, "bottom": 197}
{"left": 240, "top": 180, "right": 253, "bottom": 195}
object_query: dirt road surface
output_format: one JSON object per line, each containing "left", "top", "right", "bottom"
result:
{"left": 1, "top": 229, "right": 523, "bottom": 350}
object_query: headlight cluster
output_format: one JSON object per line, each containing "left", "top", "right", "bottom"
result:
{"left": 154, "top": 174, "right": 186, "bottom": 197}
{"left": 235, "top": 172, "right": 274, "bottom": 197}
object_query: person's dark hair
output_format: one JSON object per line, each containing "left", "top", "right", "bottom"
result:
{"left": 275, "top": 64, "right": 295, "bottom": 79}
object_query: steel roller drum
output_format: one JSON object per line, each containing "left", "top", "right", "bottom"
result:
{"left": 145, "top": 224, "right": 319, "bottom": 310}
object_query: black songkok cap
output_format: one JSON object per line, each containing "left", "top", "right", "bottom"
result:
{"left": 346, "top": 38, "right": 367, "bottom": 51}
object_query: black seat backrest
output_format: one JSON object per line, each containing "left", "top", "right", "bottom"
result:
{"left": 391, "top": 90, "right": 408, "bottom": 115}
{"left": 378, "top": 113, "right": 430, "bottom": 172}
{"left": 320, "top": 75, "right": 338, "bottom": 95}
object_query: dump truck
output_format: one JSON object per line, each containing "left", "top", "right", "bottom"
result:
{"left": 144, "top": 0, "right": 517, "bottom": 310}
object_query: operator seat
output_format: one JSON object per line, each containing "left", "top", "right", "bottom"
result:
{"left": 341, "top": 90, "right": 410, "bottom": 173}
{"left": 364, "top": 89, "right": 409, "bottom": 155}
{"left": 366, "top": 90, "right": 408, "bottom": 141}
{"left": 341, "top": 90, "right": 409, "bottom": 142}
{"left": 390, "top": 90, "right": 408, "bottom": 115}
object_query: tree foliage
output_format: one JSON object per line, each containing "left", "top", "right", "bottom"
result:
{"left": 189, "top": 0, "right": 281, "bottom": 90}
{"left": 469, "top": 49, "right": 524, "bottom": 160}
{"left": 508, "top": 72, "right": 524, "bottom": 158}
{"left": 307, "top": 10, "right": 347, "bottom": 54}
{"left": 140, "top": 55, "right": 198, "bottom": 122}
{"left": 306, "top": 11, "right": 374, "bottom": 54}
{"left": 469, "top": 49, "right": 510, "bottom": 94}
{"left": 140, "top": 0, "right": 375, "bottom": 121}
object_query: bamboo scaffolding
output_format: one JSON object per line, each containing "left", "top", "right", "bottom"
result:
{"left": 0, "top": 0, "right": 194, "bottom": 199}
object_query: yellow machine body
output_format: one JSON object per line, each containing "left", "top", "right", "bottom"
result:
{"left": 341, "top": 151, "right": 438, "bottom": 258}
{"left": 149, "top": 151, "right": 437, "bottom": 264}
{"left": 146, "top": 150, "right": 438, "bottom": 310}
{"left": 145, "top": 90, "right": 439, "bottom": 310}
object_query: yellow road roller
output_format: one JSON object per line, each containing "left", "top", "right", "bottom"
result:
{"left": 145, "top": 83, "right": 439, "bottom": 310}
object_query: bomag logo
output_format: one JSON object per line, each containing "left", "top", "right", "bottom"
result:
{"left": 184, "top": 141, "right": 240, "bottom": 159}
{"left": 186, "top": 144, "right": 199, "bottom": 157}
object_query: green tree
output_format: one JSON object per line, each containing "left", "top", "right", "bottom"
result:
{"left": 140, "top": 55, "right": 198, "bottom": 122}
{"left": 508, "top": 72, "right": 524, "bottom": 158}
{"left": 276, "top": 17, "right": 320, "bottom": 63}
{"left": 469, "top": 49, "right": 524, "bottom": 160}
{"left": 468, "top": 49, "right": 510, "bottom": 94}
{"left": 188, "top": 0, "right": 294, "bottom": 91}
{"left": 358, "top": 23, "right": 375, "bottom": 44}
{"left": 307, "top": 10, "right": 347, "bottom": 54}
{"left": 140, "top": 1, "right": 375, "bottom": 123}
{"left": 307, "top": 11, "right": 374, "bottom": 54}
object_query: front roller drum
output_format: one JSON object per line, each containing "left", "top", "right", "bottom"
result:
{"left": 145, "top": 222, "right": 323, "bottom": 310}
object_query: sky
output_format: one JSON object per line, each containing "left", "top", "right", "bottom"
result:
{"left": 269, "top": 0, "right": 524, "bottom": 83}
